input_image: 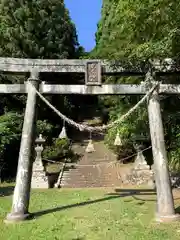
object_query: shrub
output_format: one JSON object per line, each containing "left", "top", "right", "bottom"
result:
{"left": 168, "top": 149, "right": 180, "bottom": 172}
{"left": 42, "top": 138, "right": 71, "bottom": 161}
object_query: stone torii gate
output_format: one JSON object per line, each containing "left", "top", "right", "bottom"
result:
{"left": 1, "top": 57, "right": 180, "bottom": 223}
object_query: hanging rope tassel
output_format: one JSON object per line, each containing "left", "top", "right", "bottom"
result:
{"left": 59, "top": 121, "right": 67, "bottom": 139}
{"left": 114, "top": 131, "right": 122, "bottom": 146}
{"left": 85, "top": 132, "right": 95, "bottom": 153}
{"left": 85, "top": 139, "right": 95, "bottom": 153}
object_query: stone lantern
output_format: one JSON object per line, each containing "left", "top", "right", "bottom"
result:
{"left": 31, "top": 134, "right": 48, "bottom": 188}
{"left": 34, "top": 134, "right": 45, "bottom": 169}
{"left": 130, "top": 134, "right": 155, "bottom": 187}
{"left": 132, "top": 134, "right": 149, "bottom": 170}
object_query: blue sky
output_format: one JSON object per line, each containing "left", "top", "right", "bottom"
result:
{"left": 65, "top": 0, "right": 102, "bottom": 52}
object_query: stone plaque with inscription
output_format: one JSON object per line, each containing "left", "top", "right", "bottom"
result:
{"left": 85, "top": 61, "right": 101, "bottom": 85}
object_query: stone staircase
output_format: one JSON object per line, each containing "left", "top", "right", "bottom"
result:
{"left": 60, "top": 141, "right": 130, "bottom": 188}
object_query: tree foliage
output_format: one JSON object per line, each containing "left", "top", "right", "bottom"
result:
{"left": 93, "top": 0, "right": 180, "bottom": 168}
{"left": 94, "top": 0, "right": 180, "bottom": 60}
{"left": 0, "top": 0, "right": 81, "bottom": 179}
{"left": 0, "top": 0, "right": 79, "bottom": 58}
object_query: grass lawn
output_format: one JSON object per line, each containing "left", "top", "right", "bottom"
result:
{"left": 1, "top": 184, "right": 180, "bottom": 240}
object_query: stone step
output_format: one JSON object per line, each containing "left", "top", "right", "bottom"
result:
{"left": 61, "top": 175, "right": 122, "bottom": 180}
{"left": 60, "top": 181, "right": 119, "bottom": 185}
{"left": 51, "top": 140, "right": 123, "bottom": 188}
{"left": 61, "top": 177, "right": 121, "bottom": 181}
{"left": 60, "top": 177, "right": 122, "bottom": 183}
{"left": 61, "top": 182, "right": 121, "bottom": 187}
{"left": 60, "top": 183, "right": 121, "bottom": 188}
{"left": 61, "top": 179, "right": 119, "bottom": 184}
{"left": 31, "top": 181, "right": 48, "bottom": 188}
{"left": 62, "top": 169, "right": 111, "bottom": 174}
{"left": 62, "top": 173, "right": 119, "bottom": 177}
{"left": 61, "top": 175, "right": 119, "bottom": 180}
{"left": 65, "top": 162, "right": 114, "bottom": 167}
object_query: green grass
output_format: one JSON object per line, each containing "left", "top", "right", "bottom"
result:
{"left": 1, "top": 184, "right": 180, "bottom": 240}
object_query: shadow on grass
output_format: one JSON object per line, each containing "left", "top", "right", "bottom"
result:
{"left": 32, "top": 195, "right": 121, "bottom": 219}
{"left": 0, "top": 185, "right": 14, "bottom": 197}
{"left": 109, "top": 189, "right": 180, "bottom": 213}
{"left": 32, "top": 188, "right": 157, "bottom": 219}
{"left": 71, "top": 238, "right": 85, "bottom": 240}
{"left": 106, "top": 188, "right": 157, "bottom": 202}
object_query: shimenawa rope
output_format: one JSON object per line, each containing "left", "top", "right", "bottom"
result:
{"left": 30, "top": 82, "right": 158, "bottom": 133}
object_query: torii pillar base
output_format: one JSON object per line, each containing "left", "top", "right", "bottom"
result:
{"left": 155, "top": 213, "right": 180, "bottom": 223}
{"left": 4, "top": 212, "right": 32, "bottom": 223}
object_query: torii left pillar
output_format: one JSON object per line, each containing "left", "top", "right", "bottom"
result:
{"left": 5, "top": 71, "right": 40, "bottom": 223}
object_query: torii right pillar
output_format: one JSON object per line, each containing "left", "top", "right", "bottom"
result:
{"left": 147, "top": 70, "right": 180, "bottom": 222}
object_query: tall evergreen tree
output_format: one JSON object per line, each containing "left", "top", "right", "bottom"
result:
{"left": 93, "top": 0, "right": 180, "bottom": 169}
{"left": 0, "top": 0, "right": 81, "bottom": 178}
{"left": 95, "top": 0, "right": 180, "bottom": 60}
{"left": 0, "top": 0, "right": 79, "bottom": 59}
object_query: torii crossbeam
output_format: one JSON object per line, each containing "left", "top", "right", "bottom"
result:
{"left": 1, "top": 57, "right": 179, "bottom": 223}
